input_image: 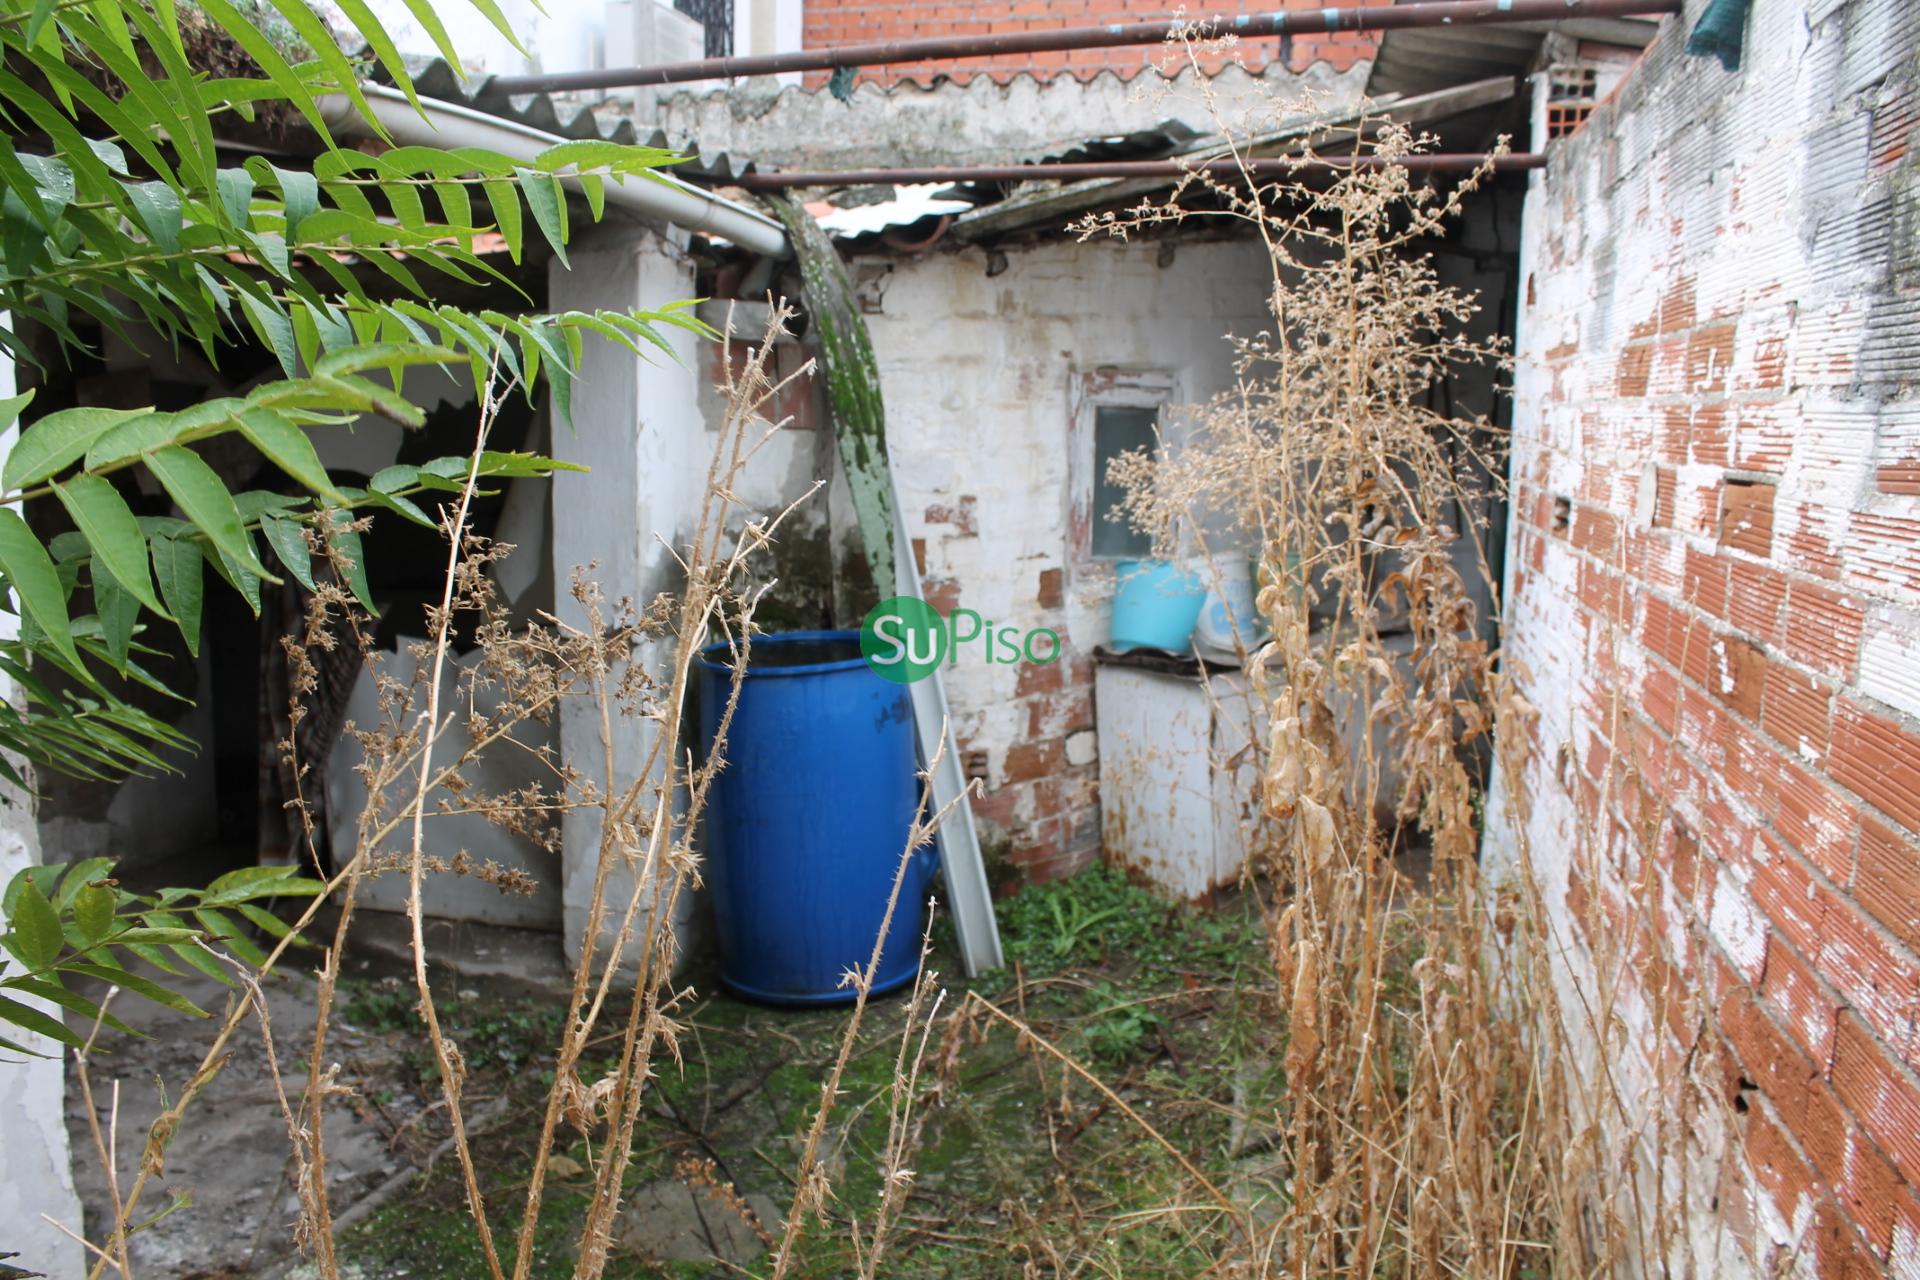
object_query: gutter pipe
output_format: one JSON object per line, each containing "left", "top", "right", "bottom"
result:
{"left": 489, "top": 0, "right": 1681, "bottom": 94}
{"left": 320, "top": 83, "right": 791, "bottom": 258}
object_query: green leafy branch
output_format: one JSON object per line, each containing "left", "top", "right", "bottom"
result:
{"left": 0, "top": 132, "right": 696, "bottom": 376}
{"left": 0, "top": 0, "right": 730, "bottom": 789}
{"left": 0, "top": 856, "right": 324, "bottom": 1057}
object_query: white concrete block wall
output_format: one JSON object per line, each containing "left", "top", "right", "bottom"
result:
{"left": 0, "top": 326, "right": 83, "bottom": 1278}
{"left": 548, "top": 223, "right": 707, "bottom": 971}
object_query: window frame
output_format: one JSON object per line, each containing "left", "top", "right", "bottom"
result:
{"left": 1067, "top": 368, "right": 1177, "bottom": 570}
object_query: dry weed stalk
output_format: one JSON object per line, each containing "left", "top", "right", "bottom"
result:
{"left": 1077, "top": 28, "right": 1684, "bottom": 1277}
{"left": 770, "top": 740, "right": 968, "bottom": 1280}
{"left": 65, "top": 305, "right": 825, "bottom": 1278}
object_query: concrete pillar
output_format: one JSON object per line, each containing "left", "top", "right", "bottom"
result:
{"left": 547, "top": 224, "right": 707, "bottom": 974}
{"left": 0, "top": 324, "right": 84, "bottom": 1278}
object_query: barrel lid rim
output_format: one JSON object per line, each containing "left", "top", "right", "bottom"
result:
{"left": 695, "top": 628, "right": 872, "bottom": 678}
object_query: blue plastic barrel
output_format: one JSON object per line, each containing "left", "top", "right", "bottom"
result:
{"left": 695, "top": 630, "right": 931, "bottom": 1004}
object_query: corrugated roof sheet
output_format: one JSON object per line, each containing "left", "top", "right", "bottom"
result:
{"left": 1362, "top": 4, "right": 1661, "bottom": 100}
{"left": 377, "top": 56, "right": 761, "bottom": 182}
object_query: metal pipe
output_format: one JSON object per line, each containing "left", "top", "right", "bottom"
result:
{"left": 735, "top": 153, "right": 1546, "bottom": 189}
{"left": 490, "top": 0, "right": 1679, "bottom": 94}
{"left": 320, "top": 84, "right": 790, "bottom": 257}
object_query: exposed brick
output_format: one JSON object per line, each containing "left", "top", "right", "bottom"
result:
{"left": 1744, "top": 834, "right": 1830, "bottom": 963}
{"left": 1725, "top": 985, "right": 1818, "bottom": 1124}
{"left": 1658, "top": 275, "right": 1698, "bottom": 333}
{"left": 1762, "top": 662, "right": 1833, "bottom": 764}
{"left": 1687, "top": 322, "right": 1737, "bottom": 394}
{"left": 1892, "top": 1188, "right": 1920, "bottom": 1274}
{"left": 1736, "top": 404, "right": 1796, "bottom": 475}
{"left": 1782, "top": 581, "right": 1864, "bottom": 681}
{"left": 1880, "top": 457, "right": 1920, "bottom": 495}
{"left": 1719, "top": 480, "right": 1777, "bottom": 559}
{"left": 968, "top": 784, "right": 1019, "bottom": 831}
{"left": 1749, "top": 334, "right": 1789, "bottom": 391}
{"left": 1854, "top": 818, "right": 1920, "bottom": 952}
{"left": 1616, "top": 341, "right": 1653, "bottom": 396}
{"left": 922, "top": 575, "right": 962, "bottom": 615}
{"left": 1818, "top": 898, "right": 1919, "bottom": 1054}
{"left": 1015, "top": 656, "right": 1064, "bottom": 697}
{"left": 1692, "top": 403, "right": 1731, "bottom": 467}
{"left": 1571, "top": 504, "right": 1621, "bottom": 559}
{"left": 1838, "top": 1126, "right": 1904, "bottom": 1255}
{"left": 1832, "top": 1013, "right": 1920, "bottom": 1190}
{"left": 1709, "top": 633, "right": 1767, "bottom": 722}
{"left": 925, "top": 494, "right": 979, "bottom": 537}
{"left": 1744, "top": 1106, "right": 1817, "bottom": 1229}
{"left": 802, "top": 0, "right": 1374, "bottom": 86}
{"left": 1642, "top": 593, "right": 1693, "bottom": 670}
{"left": 1846, "top": 511, "right": 1920, "bottom": 598}
{"left": 1799, "top": 1073, "right": 1853, "bottom": 1191}
{"left": 1810, "top": 1188, "right": 1887, "bottom": 1278}
{"left": 1685, "top": 547, "right": 1731, "bottom": 619}
{"left": 1772, "top": 756, "right": 1857, "bottom": 883}
{"left": 1036, "top": 565, "right": 1063, "bottom": 609}
{"left": 1726, "top": 559, "right": 1788, "bottom": 644}
{"left": 1643, "top": 663, "right": 1682, "bottom": 736}
{"left": 1831, "top": 700, "right": 1920, "bottom": 834}
{"left": 1763, "top": 939, "right": 1840, "bottom": 1072}
{"left": 1276, "top": 0, "right": 1920, "bottom": 1256}
{"left": 1001, "top": 737, "right": 1063, "bottom": 784}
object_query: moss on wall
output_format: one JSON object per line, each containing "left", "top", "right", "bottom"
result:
{"left": 770, "top": 197, "right": 897, "bottom": 602}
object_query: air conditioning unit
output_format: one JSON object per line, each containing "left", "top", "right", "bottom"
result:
{"left": 605, "top": 0, "right": 710, "bottom": 108}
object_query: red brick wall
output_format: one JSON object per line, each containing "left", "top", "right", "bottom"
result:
{"left": 801, "top": 1, "right": 1380, "bottom": 88}
{"left": 1501, "top": 0, "right": 1920, "bottom": 1271}
{"left": 918, "top": 523, "right": 1102, "bottom": 883}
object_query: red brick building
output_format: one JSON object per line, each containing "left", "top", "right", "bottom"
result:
{"left": 800, "top": 0, "right": 1380, "bottom": 87}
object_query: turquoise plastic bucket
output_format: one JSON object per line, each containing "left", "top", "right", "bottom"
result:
{"left": 1110, "top": 560, "right": 1207, "bottom": 654}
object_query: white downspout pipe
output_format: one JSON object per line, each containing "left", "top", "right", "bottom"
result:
{"left": 319, "top": 84, "right": 790, "bottom": 258}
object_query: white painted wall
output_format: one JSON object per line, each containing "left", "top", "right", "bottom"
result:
{"left": 862, "top": 236, "right": 1272, "bottom": 789}
{"left": 331, "top": 0, "right": 796, "bottom": 81}
{"left": 547, "top": 223, "right": 707, "bottom": 971}
{"left": 0, "top": 328, "right": 83, "bottom": 1279}
{"left": 735, "top": 0, "right": 803, "bottom": 65}
{"left": 318, "top": 0, "right": 599, "bottom": 78}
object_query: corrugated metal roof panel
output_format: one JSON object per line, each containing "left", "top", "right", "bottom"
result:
{"left": 376, "top": 56, "right": 762, "bottom": 181}
{"left": 1362, "top": 5, "right": 1660, "bottom": 99}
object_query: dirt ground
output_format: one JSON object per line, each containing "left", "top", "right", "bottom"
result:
{"left": 60, "top": 867, "right": 1303, "bottom": 1278}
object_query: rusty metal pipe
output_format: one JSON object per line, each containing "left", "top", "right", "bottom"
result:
{"left": 488, "top": 0, "right": 1679, "bottom": 94}
{"left": 732, "top": 153, "right": 1546, "bottom": 189}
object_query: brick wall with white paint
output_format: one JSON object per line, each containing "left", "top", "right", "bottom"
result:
{"left": 712, "top": 236, "right": 1272, "bottom": 881}
{"left": 868, "top": 236, "right": 1274, "bottom": 880}
{"left": 1491, "top": 0, "right": 1920, "bottom": 1272}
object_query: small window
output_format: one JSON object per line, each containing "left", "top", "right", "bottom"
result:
{"left": 1091, "top": 405, "right": 1158, "bottom": 559}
